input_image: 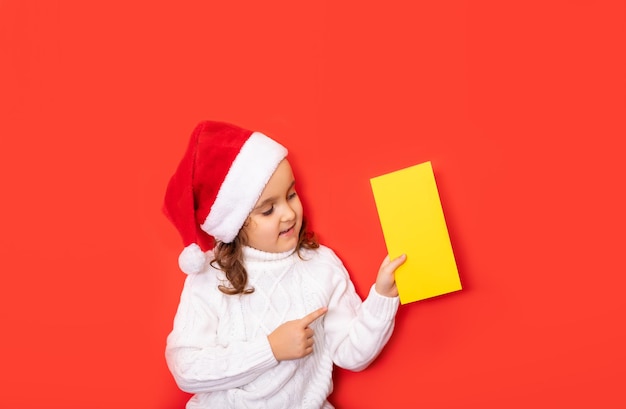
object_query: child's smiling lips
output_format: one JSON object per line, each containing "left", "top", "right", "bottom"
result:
{"left": 279, "top": 224, "right": 295, "bottom": 236}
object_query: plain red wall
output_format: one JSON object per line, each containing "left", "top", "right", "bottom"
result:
{"left": 1, "top": 1, "right": 624, "bottom": 408}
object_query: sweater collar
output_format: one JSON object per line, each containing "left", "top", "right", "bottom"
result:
{"left": 242, "top": 245, "right": 297, "bottom": 263}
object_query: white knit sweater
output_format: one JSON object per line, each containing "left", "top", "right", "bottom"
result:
{"left": 166, "top": 245, "right": 400, "bottom": 409}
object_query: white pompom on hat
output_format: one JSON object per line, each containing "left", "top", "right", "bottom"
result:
{"left": 163, "top": 120, "right": 288, "bottom": 274}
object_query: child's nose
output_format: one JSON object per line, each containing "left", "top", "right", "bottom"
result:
{"left": 281, "top": 202, "right": 296, "bottom": 220}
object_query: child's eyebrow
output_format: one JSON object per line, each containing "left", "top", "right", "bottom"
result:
{"left": 253, "top": 180, "right": 295, "bottom": 211}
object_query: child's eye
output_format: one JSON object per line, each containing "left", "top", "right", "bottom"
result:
{"left": 262, "top": 206, "right": 274, "bottom": 216}
{"left": 288, "top": 192, "right": 297, "bottom": 200}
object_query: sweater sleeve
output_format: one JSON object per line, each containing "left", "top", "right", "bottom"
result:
{"left": 165, "top": 273, "right": 279, "bottom": 394}
{"left": 320, "top": 248, "right": 400, "bottom": 372}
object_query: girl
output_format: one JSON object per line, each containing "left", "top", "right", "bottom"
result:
{"left": 163, "top": 120, "right": 406, "bottom": 408}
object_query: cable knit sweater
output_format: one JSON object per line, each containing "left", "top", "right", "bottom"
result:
{"left": 166, "top": 244, "right": 400, "bottom": 409}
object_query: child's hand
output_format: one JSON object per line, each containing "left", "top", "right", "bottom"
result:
{"left": 268, "top": 307, "right": 328, "bottom": 361}
{"left": 375, "top": 254, "right": 407, "bottom": 298}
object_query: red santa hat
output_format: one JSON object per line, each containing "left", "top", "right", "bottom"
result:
{"left": 163, "top": 120, "right": 288, "bottom": 274}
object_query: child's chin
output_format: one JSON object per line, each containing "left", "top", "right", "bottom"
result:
{"left": 278, "top": 234, "right": 298, "bottom": 249}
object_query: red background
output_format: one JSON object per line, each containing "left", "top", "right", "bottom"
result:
{"left": 1, "top": 1, "right": 625, "bottom": 408}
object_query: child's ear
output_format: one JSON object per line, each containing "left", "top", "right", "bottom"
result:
{"left": 239, "top": 219, "right": 252, "bottom": 242}
{"left": 242, "top": 216, "right": 251, "bottom": 228}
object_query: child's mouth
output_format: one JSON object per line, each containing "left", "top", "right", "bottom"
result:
{"left": 279, "top": 225, "right": 295, "bottom": 236}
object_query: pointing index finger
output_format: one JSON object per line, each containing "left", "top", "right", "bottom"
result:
{"left": 300, "top": 307, "right": 328, "bottom": 327}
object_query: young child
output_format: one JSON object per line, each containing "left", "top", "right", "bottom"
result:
{"left": 163, "top": 120, "right": 407, "bottom": 409}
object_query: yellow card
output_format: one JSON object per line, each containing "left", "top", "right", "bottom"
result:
{"left": 370, "top": 161, "right": 461, "bottom": 304}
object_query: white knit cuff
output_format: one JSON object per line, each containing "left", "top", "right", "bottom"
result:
{"left": 364, "top": 285, "right": 400, "bottom": 322}
{"left": 246, "top": 336, "right": 279, "bottom": 371}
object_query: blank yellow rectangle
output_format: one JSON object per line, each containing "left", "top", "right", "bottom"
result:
{"left": 370, "top": 161, "right": 461, "bottom": 304}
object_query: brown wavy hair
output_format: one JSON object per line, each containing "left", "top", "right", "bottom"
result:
{"left": 211, "top": 217, "right": 319, "bottom": 295}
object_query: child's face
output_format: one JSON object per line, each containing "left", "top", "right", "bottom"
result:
{"left": 242, "top": 159, "right": 303, "bottom": 253}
